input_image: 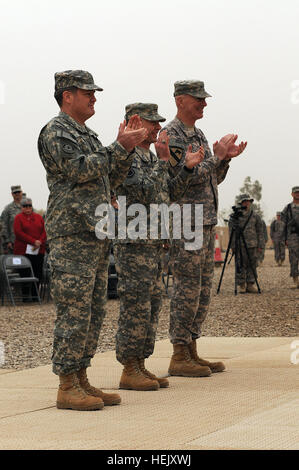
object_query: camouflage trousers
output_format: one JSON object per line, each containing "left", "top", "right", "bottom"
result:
{"left": 287, "top": 238, "right": 299, "bottom": 277}
{"left": 273, "top": 241, "right": 285, "bottom": 263}
{"left": 235, "top": 245, "right": 258, "bottom": 285}
{"left": 49, "top": 232, "right": 110, "bottom": 376}
{"left": 169, "top": 225, "right": 215, "bottom": 345}
{"left": 114, "top": 243, "right": 163, "bottom": 364}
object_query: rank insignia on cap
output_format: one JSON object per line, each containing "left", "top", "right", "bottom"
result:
{"left": 63, "top": 144, "right": 75, "bottom": 154}
{"left": 169, "top": 145, "right": 184, "bottom": 167}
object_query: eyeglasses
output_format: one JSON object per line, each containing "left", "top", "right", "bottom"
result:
{"left": 23, "top": 205, "right": 32, "bottom": 208}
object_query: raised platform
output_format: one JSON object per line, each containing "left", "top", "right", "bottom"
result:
{"left": 0, "top": 337, "right": 298, "bottom": 450}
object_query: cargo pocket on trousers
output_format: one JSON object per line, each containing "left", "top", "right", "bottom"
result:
{"left": 50, "top": 257, "right": 94, "bottom": 308}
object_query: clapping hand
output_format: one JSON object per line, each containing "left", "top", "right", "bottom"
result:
{"left": 213, "top": 134, "right": 247, "bottom": 160}
{"left": 155, "top": 131, "right": 171, "bottom": 161}
{"left": 225, "top": 134, "right": 247, "bottom": 159}
{"left": 117, "top": 114, "right": 148, "bottom": 152}
{"left": 184, "top": 144, "right": 205, "bottom": 169}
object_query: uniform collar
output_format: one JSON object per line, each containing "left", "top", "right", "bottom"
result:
{"left": 58, "top": 111, "right": 98, "bottom": 137}
{"left": 173, "top": 116, "right": 198, "bottom": 138}
{"left": 135, "top": 146, "right": 156, "bottom": 164}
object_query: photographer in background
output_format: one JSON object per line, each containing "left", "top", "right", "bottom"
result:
{"left": 281, "top": 186, "right": 299, "bottom": 288}
{"left": 229, "top": 194, "right": 264, "bottom": 293}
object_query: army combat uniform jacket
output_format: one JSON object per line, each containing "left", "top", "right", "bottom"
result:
{"left": 38, "top": 111, "right": 134, "bottom": 240}
{"left": 0, "top": 219, "right": 3, "bottom": 254}
{"left": 0, "top": 201, "right": 22, "bottom": 246}
{"left": 281, "top": 202, "right": 299, "bottom": 245}
{"left": 281, "top": 202, "right": 299, "bottom": 278}
{"left": 161, "top": 117, "right": 231, "bottom": 226}
{"left": 114, "top": 146, "right": 194, "bottom": 244}
{"left": 270, "top": 219, "right": 285, "bottom": 242}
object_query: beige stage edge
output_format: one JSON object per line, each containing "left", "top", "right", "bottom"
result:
{"left": 0, "top": 337, "right": 298, "bottom": 450}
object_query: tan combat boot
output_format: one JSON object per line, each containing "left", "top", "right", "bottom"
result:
{"left": 239, "top": 283, "right": 246, "bottom": 294}
{"left": 168, "top": 344, "right": 211, "bottom": 377}
{"left": 138, "top": 358, "right": 169, "bottom": 388}
{"left": 246, "top": 282, "right": 258, "bottom": 293}
{"left": 119, "top": 358, "right": 159, "bottom": 391}
{"left": 188, "top": 340, "right": 225, "bottom": 373}
{"left": 56, "top": 373, "right": 104, "bottom": 411}
{"left": 77, "top": 368, "right": 121, "bottom": 406}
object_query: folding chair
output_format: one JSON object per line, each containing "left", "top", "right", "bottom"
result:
{"left": 1, "top": 255, "right": 41, "bottom": 306}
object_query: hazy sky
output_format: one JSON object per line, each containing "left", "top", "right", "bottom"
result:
{"left": 1, "top": 0, "right": 298, "bottom": 223}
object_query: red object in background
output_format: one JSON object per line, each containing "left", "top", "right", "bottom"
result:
{"left": 214, "top": 233, "right": 223, "bottom": 264}
{"left": 13, "top": 212, "right": 47, "bottom": 255}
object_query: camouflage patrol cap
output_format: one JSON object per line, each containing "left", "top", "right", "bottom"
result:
{"left": 237, "top": 193, "right": 254, "bottom": 203}
{"left": 54, "top": 70, "right": 103, "bottom": 93}
{"left": 276, "top": 211, "right": 281, "bottom": 216}
{"left": 173, "top": 80, "right": 212, "bottom": 98}
{"left": 125, "top": 103, "right": 166, "bottom": 122}
{"left": 292, "top": 186, "right": 299, "bottom": 193}
{"left": 21, "top": 198, "right": 32, "bottom": 206}
{"left": 11, "top": 185, "right": 22, "bottom": 193}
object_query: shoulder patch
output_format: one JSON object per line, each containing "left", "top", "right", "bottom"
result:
{"left": 169, "top": 145, "right": 184, "bottom": 167}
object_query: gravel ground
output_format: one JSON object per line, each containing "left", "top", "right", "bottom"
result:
{"left": 0, "top": 250, "right": 297, "bottom": 371}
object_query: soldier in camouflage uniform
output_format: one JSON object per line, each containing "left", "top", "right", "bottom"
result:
{"left": 0, "top": 219, "right": 3, "bottom": 255}
{"left": 1, "top": 185, "right": 23, "bottom": 253}
{"left": 270, "top": 212, "right": 285, "bottom": 266}
{"left": 281, "top": 186, "right": 299, "bottom": 288}
{"left": 161, "top": 80, "right": 247, "bottom": 377}
{"left": 229, "top": 194, "right": 264, "bottom": 293}
{"left": 114, "top": 103, "right": 204, "bottom": 391}
{"left": 257, "top": 219, "right": 268, "bottom": 266}
{"left": 38, "top": 70, "right": 148, "bottom": 411}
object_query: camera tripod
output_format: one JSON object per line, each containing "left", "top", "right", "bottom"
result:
{"left": 217, "top": 218, "right": 261, "bottom": 295}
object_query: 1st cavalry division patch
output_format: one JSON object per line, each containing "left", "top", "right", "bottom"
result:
{"left": 169, "top": 145, "right": 184, "bottom": 167}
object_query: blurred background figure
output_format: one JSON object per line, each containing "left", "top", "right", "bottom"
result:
{"left": 270, "top": 212, "right": 285, "bottom": 266}
{"left": 1, "top": 185, "right": 23, "bottom": 253}
{"left": 257, "top": 218, "right": 268, "bottom": 266}
{"left": 13, "top": 197, "right": 47, "bottom": 301}
{"left": 281, "top": 186, "right": 299, "bottom": 288}
{"left": 0, "top": 219, "right": 3, "bottom": 255}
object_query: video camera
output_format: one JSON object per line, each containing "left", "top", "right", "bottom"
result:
{"left": 230, "top": 204, "right": 246, "bottom": 219}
